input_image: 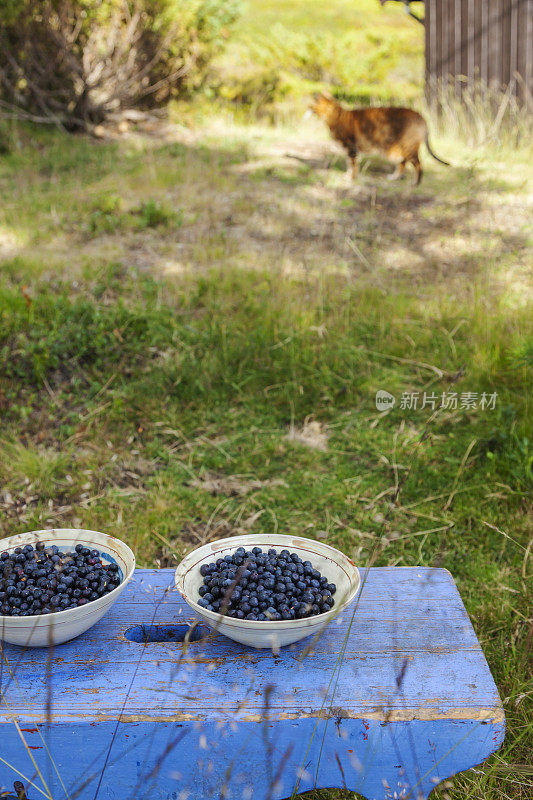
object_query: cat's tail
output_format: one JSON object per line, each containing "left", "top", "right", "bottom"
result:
{"left": 425, "top": 135, "right": 450, "bottom": 166}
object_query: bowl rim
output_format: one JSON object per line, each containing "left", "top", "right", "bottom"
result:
{"left": 174, "top": 533, "right": 360, "bottom": 629}
{"left": 0, "top": 528, "right": 135, "bottom": 627}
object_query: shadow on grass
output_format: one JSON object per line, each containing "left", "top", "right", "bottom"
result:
{"left": 0, "top": 123, "right": 530, "bottom": 310}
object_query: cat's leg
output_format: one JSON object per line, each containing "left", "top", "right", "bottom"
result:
{"left": 346, "top": 143, "right": 358, "bottom": 180}
{"left": 411, "top": 154, "right": 422, "bottom": 185}
{"left": 388, "top": 160, "right": 406, "bottom": 180}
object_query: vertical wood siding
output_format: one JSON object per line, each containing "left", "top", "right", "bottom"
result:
{"left": 425, "top": 0, "right": 533, "bottom": 108}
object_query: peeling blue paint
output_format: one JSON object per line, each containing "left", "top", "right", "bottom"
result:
{"left": 0, "top": 568, "right": 504, "bottom": 800}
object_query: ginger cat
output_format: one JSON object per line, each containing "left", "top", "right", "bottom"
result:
{"left": 310, "top": 92, "right": 449, "bottom": 185}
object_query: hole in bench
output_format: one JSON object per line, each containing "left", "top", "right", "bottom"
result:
{"left": 125, "top": 623, "right": 209, "bottom": 644}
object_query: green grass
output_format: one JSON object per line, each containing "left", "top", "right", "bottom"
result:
{"left": 0, "top": 110, "right": 531, "bottom": 800}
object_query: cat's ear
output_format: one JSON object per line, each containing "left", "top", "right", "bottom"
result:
{"left": 321, "top": 89, "right": 334, "bottom": 100}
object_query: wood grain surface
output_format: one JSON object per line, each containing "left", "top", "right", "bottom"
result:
{"left": 0, "top": 567, "right": 505, "bottom": 800}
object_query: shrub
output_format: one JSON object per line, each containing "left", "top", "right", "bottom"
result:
{"left": 210, "top": 23, "right": 422, "bottom": 116}
{"left": 215, "top": 67, "right": 286, "bottom": 114}
{"left": 0, "top": 0, "right": 240, "bottom": 130}
{"left": 131, "top": 198, "right": 182, "bottom": 228}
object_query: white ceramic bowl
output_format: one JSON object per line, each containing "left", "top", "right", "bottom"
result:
{"left": 175, "top": 534, "right": 360, "bottom": 649}
{"left": 0, "top": 529, "right": 135, "bottom": 647}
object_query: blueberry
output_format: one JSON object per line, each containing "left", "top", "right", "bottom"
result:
{"left": 194, "top": 546, "right": 337, "bottom": 622}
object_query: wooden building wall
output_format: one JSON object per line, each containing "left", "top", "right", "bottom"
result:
{"left": 424, "top": 0, "right": 533, "bottom": 108}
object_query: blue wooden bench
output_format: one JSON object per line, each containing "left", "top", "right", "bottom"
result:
{"left": 0, "top": 567, "right": 504, "bottom": 800}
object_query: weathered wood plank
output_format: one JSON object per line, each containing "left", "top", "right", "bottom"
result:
{"left": 119, "top": 566, "right": 473, "bottom": 603}
{"left": 0, "top": 717, "right": 505, "bottom": 800}
{"left": 0, "top": 648, "right": 502, "bottom": 718}
{"left": 0, "top": 568, "right": 504, "bottom": 800}
{"left": 1, "top": 569, "right": 503, "bottom": 721}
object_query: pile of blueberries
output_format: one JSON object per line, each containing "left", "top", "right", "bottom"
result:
{"left": 0, "top": 542, "right": 122, "bottom": 617}
{"left": 197, "top": 546, "right": 336, "bottom": 621}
